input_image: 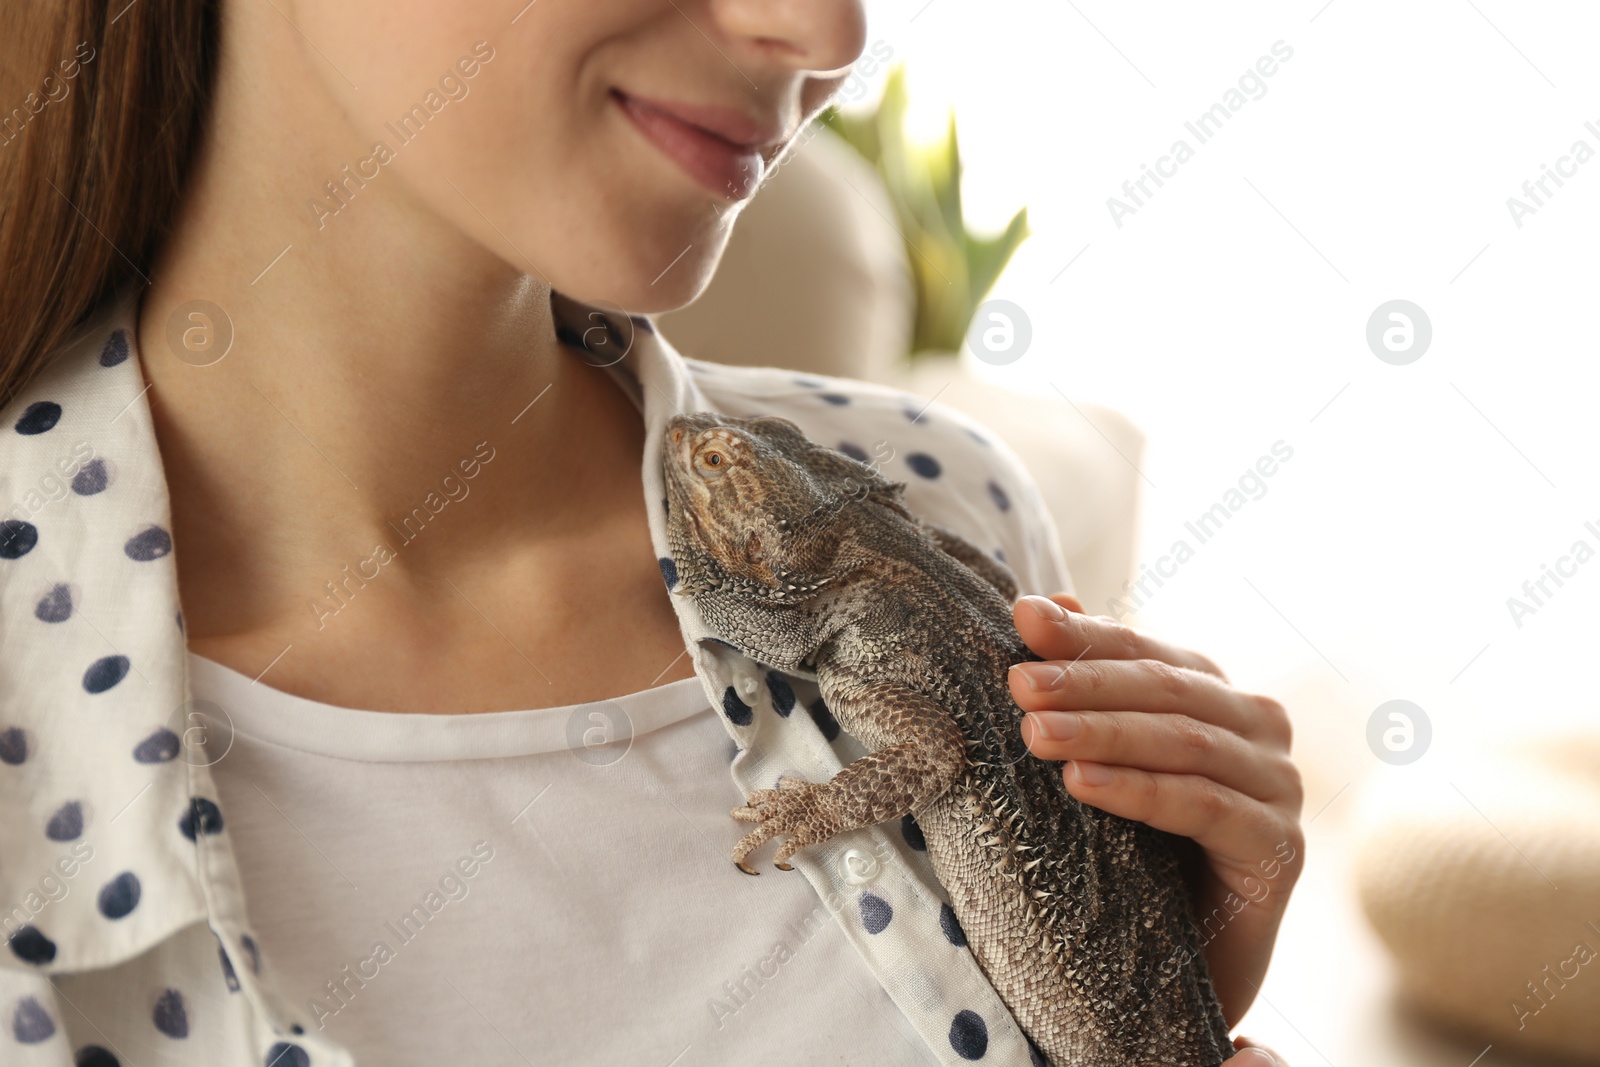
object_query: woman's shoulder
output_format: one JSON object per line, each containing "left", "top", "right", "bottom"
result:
{"left": 683, "top": 358, "right": 1075, "bottom": 599}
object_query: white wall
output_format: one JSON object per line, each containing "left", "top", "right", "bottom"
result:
{"left": 851, "top": 2, "right": 1600, "bottom": 1061}
{"left": 851, "top": 0, "right": 1600, "bottom": 760}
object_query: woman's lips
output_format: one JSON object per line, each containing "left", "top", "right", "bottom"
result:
{"left": 612, "top": 89, "right": 769, "bottom": 201}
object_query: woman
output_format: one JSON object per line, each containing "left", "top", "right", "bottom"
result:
{"left": 0, "top": 2, "right": 1302, "bottom": 1064}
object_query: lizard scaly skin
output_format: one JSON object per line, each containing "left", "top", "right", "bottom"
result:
{"left": 663, "top": 412, "right": 1234, "bottom": 1067}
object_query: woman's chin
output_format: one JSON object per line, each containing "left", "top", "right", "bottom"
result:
{"left": 556, "top": 232, "right": 730, "bottom": 315}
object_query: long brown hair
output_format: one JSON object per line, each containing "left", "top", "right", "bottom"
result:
{"left": 0, "top": 1, "right": 218, "bottom": 410}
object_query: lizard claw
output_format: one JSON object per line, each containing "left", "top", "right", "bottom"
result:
{"left": 728, "top": 779, "right": 838, "bottom": 874}
{"left": 735, "top": 859, "right": 760, "bottom": 876}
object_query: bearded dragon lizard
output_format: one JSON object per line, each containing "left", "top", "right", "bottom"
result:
{"left": 663, "top": 412, "right": 1234, "bottom": 1067}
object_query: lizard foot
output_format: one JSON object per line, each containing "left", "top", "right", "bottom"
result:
{"left": 730, "top": 777, "right": 838, "bottom": 874}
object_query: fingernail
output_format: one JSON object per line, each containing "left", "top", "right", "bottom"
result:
{"left": 1010, "top": 663, "right": 1067, "bottom": 691}
{"left": 1020, "top": 594, "right": 1066, "bottom": 621}
{"left": 1025, "top": 712, "right": 1080, "bottom": 741}
{"left": 1072, "top": 760, "right": 1113, "bottom": 786}
{"left": 1234, "top": 1049, "right": 1279, "bottom": 1067}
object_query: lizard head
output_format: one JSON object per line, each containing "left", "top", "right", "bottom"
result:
{"left": 662, "top": 411, "right": 909, "bottom": 604}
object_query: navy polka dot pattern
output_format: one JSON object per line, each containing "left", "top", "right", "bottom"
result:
{"left": 152, "top": 988, "right": 188, "bottom": 1038}
{"left": 219, "top": 942, "right": 241, "bottom": 992}
{"left": 35, "top": 583, "right": 73, "bottom": 622}
{"left": 939, "top": 902, "right": 967, "bottom": 947}
{"left": 179, "top": 797, "right": 225, "bottom": 841}
{"left": 859, "top": 892, "right": 893, "bottom": 934}
{"left": 765, "top": 671, "right": 795, "bottom": 716}
{"left": 949, "top": 1009, "right": 989, "bottom": 1059}
{"left": 907, "top": 452, "right": 942, "bottom": 479}
{"left": 83, "top": 655, "right": 131, "bottom": 694}
{"left": 0, "top": 727, "right": 26, "bottom": 764}
{"left": 721, "top": 685, "right": 752, "bottom": 727}
{"left": 99, "top": 328, "right": 129, "bottom": 365}
{"left": 99, "top": 871, "right": 142, "bottom": 918}
{"left": 125, "top": 525, "right": 173, "bottom": 561}
{"left": 0, "top": 289, "right": 1071, "bottom": 1066}
{"left": 266, "top": 1041, "right": 311, "bottom": 1067}
{"left": 73, "top": 457, "right": 110, "bottom": 495}
{"left": 14, "top": 400, "right": 62, "bottom": 435}
{"left": 806, "top": 696, "right": 841, "bottom": 741}
{"left": 46, "top": 800, "right": 84, "bottom": 841}
{"left": 240, "top": 933, "right": 261, "bottom": 975}
{"left": 12, "top": 996, "right": 54, "bottom": 1043}
{"left": 0, "top": 519, "right": 39, "bottom": 559}
{"left": 133, "top": 728, "right": 181, "bottom": 764}
{"left": 9, "top": 924, "right": 57, "bottom": 965}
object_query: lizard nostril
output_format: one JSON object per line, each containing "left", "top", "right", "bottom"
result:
{"left": 672, "top": 429, "right": 682, "bottom": 444}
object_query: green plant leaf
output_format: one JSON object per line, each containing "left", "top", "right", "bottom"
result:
{"left": 965, "top": 207, "right": 1030, "bottom": 308}
{"left": 929, "top": 112, "right": 964, "bottom": 244}
{"left": 818, "top": 105, "right": 880, "bottom": 165}
{"left": 817, "top": 61, "right": 1029, "bottom": 358}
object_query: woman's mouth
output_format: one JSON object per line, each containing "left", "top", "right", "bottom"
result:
{"left": 611, "top": 89, "right": 775, "bottom": 201}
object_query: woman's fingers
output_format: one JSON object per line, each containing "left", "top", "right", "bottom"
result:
{"left": 1008, "top": 657, "right": 1292, "bottom": 748}
{"left": 1019, "top": 709, "right": 1296, "bottom": 802}
{"left": 1057, "top": 760, "right": 1292, "bottom": 864}
{"left": 1013, "top": 593, "right": 1227, "bottom": 678}
{"left": 1227, "top": 1036, "right": 1287, "bottom": 1066}
{"left": 1226, "top": 1047, "right": 1286, "bottom": 1066}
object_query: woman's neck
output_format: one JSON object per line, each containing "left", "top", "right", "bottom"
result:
{"left": 134, "top": 17, "right": 661, "bottom": 692}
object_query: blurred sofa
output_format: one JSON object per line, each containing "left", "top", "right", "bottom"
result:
{"left": 657, "top": 127, "right": 1143, "bottom": 612}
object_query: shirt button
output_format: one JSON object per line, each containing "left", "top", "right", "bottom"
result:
{"left": 839, "top": 847, "right": 880, "bottom": 886}
{"left": 733, "top": 665, "right": 762, "bottom": 704}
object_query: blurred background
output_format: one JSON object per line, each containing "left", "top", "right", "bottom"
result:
{"left": 659, "top": 2, "right": 1600, "bottom": 1065}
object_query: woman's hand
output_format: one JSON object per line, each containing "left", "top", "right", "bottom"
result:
{"left": 1006, "top": 593, "right": 1305, "bottom": 1024}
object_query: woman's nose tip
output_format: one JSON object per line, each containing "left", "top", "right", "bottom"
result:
{"left": 711, "top": 0, "right": 867, "bottom": 76}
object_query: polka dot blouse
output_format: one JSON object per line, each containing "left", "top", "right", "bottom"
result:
{"left": 0, "top": 284, "right": 1074, "bottom": 1066}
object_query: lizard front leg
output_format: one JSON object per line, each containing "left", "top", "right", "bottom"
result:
{"left": 730, "top": 680, "right": 966, "bottom": 873}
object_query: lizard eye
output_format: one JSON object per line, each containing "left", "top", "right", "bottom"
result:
{"left": 695, "top": 446, "right": 730, "bottom": 478}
